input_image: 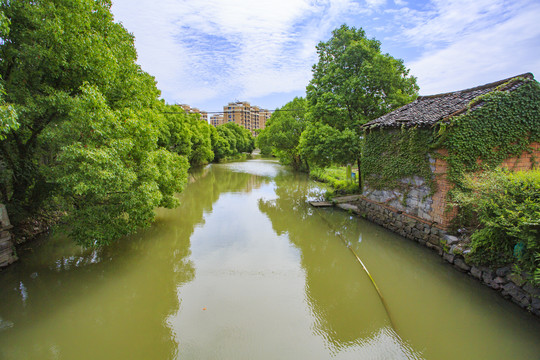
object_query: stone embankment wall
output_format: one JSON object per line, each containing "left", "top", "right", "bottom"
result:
{"left": 0, "top": 204, "right": 17, "bottom": 268}
{"left": 337, "top": 197, "right": 540, "bottom": 318}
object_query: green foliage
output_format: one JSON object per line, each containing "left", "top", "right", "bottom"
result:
{"left": 302, "top": 24, "right": 418, "bottom": 188}
{"left": 0, "top": 82, "right": 18, "bottom": 140}
{"left": 0, "top": 9, "right": 17, "bottom": 140}
{"left": 215, "top": 122, "right": 254, "bottom": 158}
{"left": 255, "top": 128, "right": 273, "bottom": 156}
{"left": 306, "top": 25, "right": 418, "bottom": 132}
{"left": 0, "top": 0, "right": 190, "bottom": 246}
{"left": 256, "top": 97, "right": 308, "bottom": 169}
{"left": 310, "top": 166, "right": 358, "bottom": 195}
{"left": 298, "top": 122, "right": 360, "bottom": 167}
{"left": 362, "top": 127, "right": 435, "bottom": 193}
{"left": 438, "top": 79, "right": 540, "bottom": 188}
{"left": 451, "top": 169, "right": 540, "bottom": 283}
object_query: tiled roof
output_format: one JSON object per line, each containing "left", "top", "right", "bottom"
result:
{"left": 363, "top": 73, "right": 534, "bottom": 129}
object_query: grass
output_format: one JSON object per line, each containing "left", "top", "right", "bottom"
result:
{"left": 310, "top": 166, "right": 360, "bottom": 196}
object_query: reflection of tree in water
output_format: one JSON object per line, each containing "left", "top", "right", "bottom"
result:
{"left": 0, "top": 164, "right": 268, "bottom": 359}
{"left": 258, "top": 173, "right": 390, "bottom": 352}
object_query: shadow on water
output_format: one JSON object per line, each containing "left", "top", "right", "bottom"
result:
{"left": 0, "top": 161, "right": 279, "bottom": 359}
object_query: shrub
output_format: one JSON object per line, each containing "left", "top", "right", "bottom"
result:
{"left": 452, "top": 169, "right": 540, "bottom": 283}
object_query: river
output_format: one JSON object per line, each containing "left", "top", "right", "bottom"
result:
{"left": 0, "top": 159, "right": 539, "bottom": 359}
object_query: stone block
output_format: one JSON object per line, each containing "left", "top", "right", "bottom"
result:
{"left": 470, "top": 266, "right": 482, "bottom": 280}
{"left": 428, "top": 235, "right": 440, "bottom": 245}
{"left": 496, "top": 266, "right": 511, "bottom": 277}
{"left": 454, "top": 258, "right": 471, "bottom": 272}
{"left": 443, "top": 252, "right": 455, "bottom": 264}
{"left": 0, "top": 204, "right": 11, "bottom": 228}
{"left": 507, "top": 273, "right": 526, "bottom": 287}
{"left": 443, "top": 234, "right": 459, "bottom": 246}
{"left": 412, "top": 228, "right": 423, "bottom": 240}
{"left": 426, "top": 242, "right": 441, "bottom": 254}
{"left": 531, "top": 297, "right": 540, "bottom": 310}
{"left": 482, "top": 271, "right": 494, "bottom": 285}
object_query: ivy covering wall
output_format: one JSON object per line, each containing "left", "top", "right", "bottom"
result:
{"left": 362, "top": 127, "right": 434, "bottom": 193}
{"left": 437, "top": 79, "right": 540, "bottom": 187}
{"left": 361, "top": 78, "right": 540, "bottom": 195}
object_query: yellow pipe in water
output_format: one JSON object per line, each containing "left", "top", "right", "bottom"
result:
{"left": 315, "top": 209, "right": 397, "bottom": 331}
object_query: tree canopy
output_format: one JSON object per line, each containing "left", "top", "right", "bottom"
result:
{"left": 300, "top": 24, "right": 419, "bottom": 188}
{"left": 0, "top": 0, "right": 191, "bottom": 245}
{"left": 256, "top": 97, "right": 308, "bottom": 170}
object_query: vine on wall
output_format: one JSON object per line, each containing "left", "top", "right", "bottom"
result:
{"left": 362, "top": 78, "right": 540, "bottom": 198}
{"left": 436, "top": 79, "right": 540, "bottom": 188}
{"left": 362, "top": 127, "right": 435, "bottom": 194}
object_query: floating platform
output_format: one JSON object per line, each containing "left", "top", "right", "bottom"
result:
{"left": 309, "top": 201, "right": 333, "bottom": 208}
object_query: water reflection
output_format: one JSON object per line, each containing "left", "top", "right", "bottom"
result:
{"left": 258, "top": 172, "right": 422, "bottom": 358}
{"left": 1, "top": 160, "right": 540, "bottom": 359}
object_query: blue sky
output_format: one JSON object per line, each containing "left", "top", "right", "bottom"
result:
{"left": 110, "top": 0, "right": 540, "bottom": 113}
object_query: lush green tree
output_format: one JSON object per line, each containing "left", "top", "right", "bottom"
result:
{"left": 302, "top": 24, "right": 418, "bottom": 189}
{"left": 217, "top": 122, "right": 254, "bottom": 155}
{"left": 298, "top": 123, "right": 360, "bottom": 168}
{"left": 0, "top": 9, "right": 17, "bottom": 140}
{"left": 256, "top": 97, "right": 308, "bottom": 170}
{"left": 53, "top": 86, "right": 188, "bottom": 246}
{"left": 255, "top": 127, "right": 272, "bottom": 156}
{"left": 0, "top": 0, "right": 189, "bottom": 245}
{"left": 188, "top": 115, "right": 214, "bottom": 166}
{"left": 210, "top": 125, "right": 232, "bottom": 161}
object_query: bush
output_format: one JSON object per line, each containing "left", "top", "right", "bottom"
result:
{"left": 452, "top": 169, "right": 540, "bottom": 283}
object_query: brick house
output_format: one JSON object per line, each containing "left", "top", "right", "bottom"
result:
{"left": 360, "top": 73, "right": 539, "bottom": 229}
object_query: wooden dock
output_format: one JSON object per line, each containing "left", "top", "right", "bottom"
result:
{"left": 309, "top": 201, "right": 333, "bottom": 208}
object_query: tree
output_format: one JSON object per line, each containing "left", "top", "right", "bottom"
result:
{"left": 218, "top": 122, "right": 254, "bottom": 154}
{"left": 0, "top": 0, "right": 189, "bottom": 245}
{"left": 302, "top": 24, "right": 418, "bottom": 189}
{"left": 256, "top": 97, "right": 309, "bottom": 170}
{"left": 0, "top": 8, "right": 17, "bottom": 140}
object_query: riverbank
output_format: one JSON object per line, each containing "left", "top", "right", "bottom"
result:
{"left": 323, "top": 195, "right": 540, "bottom": 318}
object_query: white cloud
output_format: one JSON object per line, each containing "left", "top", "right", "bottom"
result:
{"left": 365, "top": 0, "right": 386, "bottom": 7}
{"left": 111, "top": 0, "right": 363, "bottom": 109}
{"left": 402, "top": 0, "right": 540, "bottom": 94}
{"left": 110, "top": 0, "right": 540, "bottom": 108}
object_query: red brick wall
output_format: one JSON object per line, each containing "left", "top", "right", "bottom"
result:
{"left": 429, "top": 142, "right": 540, "bottom": 229}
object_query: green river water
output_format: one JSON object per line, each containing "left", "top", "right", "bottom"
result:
{"left": 1, "top": 159, "right": 539, "bottom": 359}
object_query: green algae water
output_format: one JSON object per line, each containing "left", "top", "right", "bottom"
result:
{"left": 1, "top": 159, "right": 539, "bottom": 359}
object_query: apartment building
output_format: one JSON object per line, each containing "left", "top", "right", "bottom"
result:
{"left": 178, "top": 104, "right": 208, "bottom": 123}
{"left": 210, "top": 114, "right": 224, "bottom": 127}
{"left": 223, "top": 101, "right": 271, "bottom": 131}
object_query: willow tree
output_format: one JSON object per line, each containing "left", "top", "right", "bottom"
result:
{"left": 0, "top": 0, "right": 188, "bottom": 245}
{"left": 302, "top": 25, "right": 419, "bottom": 189}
